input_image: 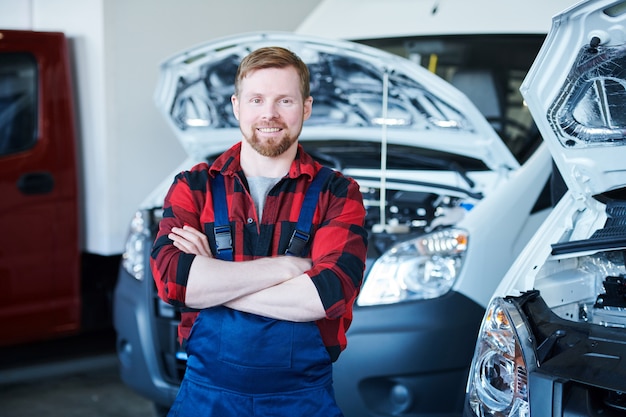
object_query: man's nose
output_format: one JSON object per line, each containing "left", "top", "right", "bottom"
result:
{"left": 261, "top": 102, "right": 279, "bottom": 119}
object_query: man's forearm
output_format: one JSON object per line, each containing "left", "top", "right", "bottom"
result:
{"left": 184, "top": 255, "right": 311, "bottom": 309}
{"left": 224, "top": 273, "right": 326, "bottom": 322}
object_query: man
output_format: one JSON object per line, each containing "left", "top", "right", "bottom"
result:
{"left": 151, "top": 45, "right": 368, "bottom": 416}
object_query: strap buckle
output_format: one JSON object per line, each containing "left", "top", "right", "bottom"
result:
{"left": 285, "top": 229, "right": 310, "bottom": 257}
{"left": 214, "top": 225, "right": 232, "bottom": 253}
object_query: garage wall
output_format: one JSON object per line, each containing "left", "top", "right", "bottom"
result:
{"left": 0, "top": 0, "right": 321, "bottom": 254}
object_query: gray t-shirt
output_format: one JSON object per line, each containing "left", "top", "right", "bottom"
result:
{"left": 247, "top": 176, "right": 282, "bottom": 219}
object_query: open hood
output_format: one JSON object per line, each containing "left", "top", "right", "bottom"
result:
{"left": 154, "top": 32, "right": 517, "bottom": 170}
{"left": 296, "top": 0, "right": 575, "bottom": 40}
{"left": 521, "top": 0, "right": 626, "bottom": 199}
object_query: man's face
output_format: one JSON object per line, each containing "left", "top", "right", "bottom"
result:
{"left": 231, "top": 66, "right": 312, "bottom": 157}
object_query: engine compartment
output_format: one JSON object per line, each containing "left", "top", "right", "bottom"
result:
{"left": 360, "top": 185, "right": 472, "bottom": 257}
{"left": 535, "top": 198, "right": 626, "bottom": 329}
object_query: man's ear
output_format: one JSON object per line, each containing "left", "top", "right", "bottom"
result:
{"left": 303, "top": 96, "right": 313, "bottom": 121}
{"left": 231, "top": 95, "right": 239, "bottom": 120}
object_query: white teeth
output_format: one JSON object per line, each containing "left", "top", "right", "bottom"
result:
{"left": 258, "top": 128, "right": 280, "bottom": 133}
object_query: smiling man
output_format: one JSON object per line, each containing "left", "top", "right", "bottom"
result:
{"left": 150, "top": 46, "right": 368, "bottom": 417}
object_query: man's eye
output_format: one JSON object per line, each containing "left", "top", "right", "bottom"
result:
{"left": 251, "top": 98, "right": 262, "bottom": 104}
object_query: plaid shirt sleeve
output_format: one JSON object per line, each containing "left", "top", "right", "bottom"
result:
{"left": 150, "top": 163, "right": 211, "bottom": 308}
{"left": 308, "top": 172, "right": 368, "bottom": 359}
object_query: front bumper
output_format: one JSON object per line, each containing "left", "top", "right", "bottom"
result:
{"left": 113, "top": 265, "right": 180, "bottom": 408}
{"left": 334, "top": 291, "right": 484, "bottom": 417}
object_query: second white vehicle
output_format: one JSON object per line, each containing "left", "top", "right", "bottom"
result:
{"left": 465, "top": 0, "right": 626, "bottom": 416}
{"left": 114, "top": 31, "right": 554, "bottom": 416}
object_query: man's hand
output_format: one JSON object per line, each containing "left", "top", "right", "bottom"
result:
{"left": 169, "top": 226, "right": 212, "bottom": 257}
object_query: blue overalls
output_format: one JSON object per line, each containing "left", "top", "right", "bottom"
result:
{"left": 167, "top": 167, "right": 344, "bottom": 417}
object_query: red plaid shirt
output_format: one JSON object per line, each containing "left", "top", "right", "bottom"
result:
{"left": 151, "top": 142, "right": 368, "bottom": 361}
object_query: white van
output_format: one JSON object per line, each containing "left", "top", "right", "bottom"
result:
{"left": 464, "top": 0, "right": 626, "bottom": 415}
{"left": 114, "top": 2, "right": 573, "bottom": 416}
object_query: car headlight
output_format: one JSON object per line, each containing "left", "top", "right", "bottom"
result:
{"left": 466, "top": 297, "right": 536, "bottom": 417}
{"left": 357, "top": 228, "right": 468, "bottom": 306}
{"left": 122, "top": 209, "right": 157, "bottom": 281}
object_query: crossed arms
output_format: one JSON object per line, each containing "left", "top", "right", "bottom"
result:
{"left": 169, "top": 225, "right": 326, "bottom": 322}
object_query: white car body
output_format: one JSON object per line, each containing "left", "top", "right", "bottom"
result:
{"left": 114, "top": 31, "right": 554, "bottom": 416}
{"left": 465, "top": 1, "right": 626, "bottom": 416}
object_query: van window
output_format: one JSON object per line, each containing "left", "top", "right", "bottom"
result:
{"left": 0, "top": 53, "right": 38, "bottom": 156}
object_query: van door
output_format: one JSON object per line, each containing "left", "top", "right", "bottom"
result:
{"left": 0, "top": 30, "right": 80, "bottom": 346}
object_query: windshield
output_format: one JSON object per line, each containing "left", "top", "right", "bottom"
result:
{"left": 359, "top": 34, "right": 547, "bottom": 164}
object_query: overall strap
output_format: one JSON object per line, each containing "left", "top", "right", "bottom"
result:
{"left": 210, "top": 173, "right": 233, "bottom": 261}
{"left": 285, "top": 166, "right": 333, "bottom": 257}
{"left": 209, "top": 166, "right": 334, "bottom": 261}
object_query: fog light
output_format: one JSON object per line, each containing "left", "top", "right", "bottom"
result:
{"left": 117, "top": 339, "right": 132, "bottom": 368}
{"left": 390, "top": 383, "right": 413, "bottom": 414}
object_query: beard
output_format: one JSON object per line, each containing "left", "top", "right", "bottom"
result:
{"left": 243, "top": 124, "right": 301, "bottom": 157}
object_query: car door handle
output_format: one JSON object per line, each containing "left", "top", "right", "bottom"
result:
{"left": 17, "top": 171, "right": 55, "bottom": 195}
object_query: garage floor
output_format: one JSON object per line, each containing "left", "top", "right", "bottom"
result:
{"left": 0, "top": 330, "right": 157, "bottom": 417}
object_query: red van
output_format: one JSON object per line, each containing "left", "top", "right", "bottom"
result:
{"left": 0, "top": 30, "right": 116, "bottom": 347}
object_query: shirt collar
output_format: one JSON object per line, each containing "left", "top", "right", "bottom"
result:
{"left": 209, "top": 142, "right": 319, "bottom": 181}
